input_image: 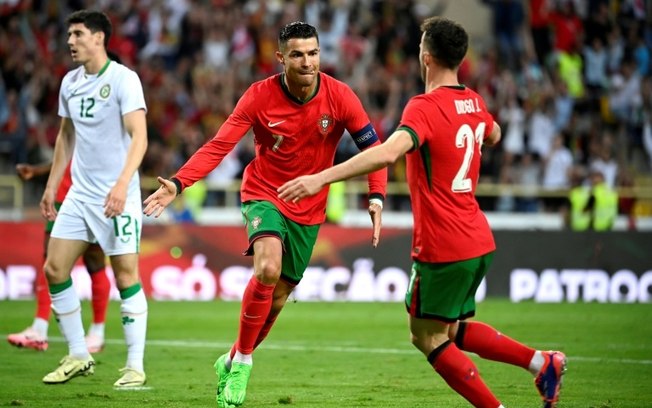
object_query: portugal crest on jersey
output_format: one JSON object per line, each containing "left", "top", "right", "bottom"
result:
{"left": 318, "top": 114, "right": 333, "bottom": 135}
{"left": 251, "top": 216, "right": 262, "bottom": 230}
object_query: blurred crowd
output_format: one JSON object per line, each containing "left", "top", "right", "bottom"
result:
{"left": 1, "top": 0, "right": 652, "bottom": 220}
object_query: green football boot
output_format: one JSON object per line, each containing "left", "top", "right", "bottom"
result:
{"left": 214, "top": 353, "right": 230, "bottom": 407}
{"left": 223, "top": 362, "right": 253, "bottom": 406}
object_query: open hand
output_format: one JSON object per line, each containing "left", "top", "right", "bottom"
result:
{"left": 143, "top": 177, "right": 178, "bottom": 217}
{"left": 369, "top": 202, "right": 382, "bottom": 248}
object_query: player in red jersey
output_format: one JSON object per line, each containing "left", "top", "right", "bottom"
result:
{"left": 143, "top": 21, "right": 387, "bottom": 407}
{"left": 279, "top": 17, "right": 567, "bottom": 408}
{"left": 8, "top": 161, "right": 111, "bottom": 353}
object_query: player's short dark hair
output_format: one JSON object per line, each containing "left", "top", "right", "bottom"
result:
{"left": 420, "top": 17, "right": 468, "bottom": 69}
{"left": 278, "top": 21, "right": 319, "bottom": 49}
{"left": 66, "top": 10, "right": 112, "bottom": 48}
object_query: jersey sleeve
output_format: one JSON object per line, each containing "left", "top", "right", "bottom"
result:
{"left": 340, "top": 85, "right": 372, "bottom": 135}
{"left": 397, "top": 97, "right": 429, "bottom": 150}
{"left": 362, "top": 139, "right": 387, "bottom": 200}
{"left": 117, "top": 69, "right": 147, "bottom": 115}
{"left": 340, "top": 84, "right": 387, "bottom": 199}
{"left": 58, "top": 75, "right": 70, "bottom": 118}
{"left": 174, "top": 87, "right": 255, "bottom": 190}
{"left": 478, "top": 98, "right": 495, "bottom": 139}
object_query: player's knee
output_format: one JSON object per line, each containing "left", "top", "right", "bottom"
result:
{"left": 254, "top": 258, "right": 282, "bottom": 283}
{"left": 43, "top": 260, "right": 66, "bottom": 284}
{"left": 113, "top": 272, "right": 139, "bottom": 290}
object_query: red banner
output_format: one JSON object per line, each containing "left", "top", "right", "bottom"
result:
{"left": 0, "top": 222, "right": 413, "bottom": 301}
{"left": 2, "top": 222, "right": 649, "bottom": 302}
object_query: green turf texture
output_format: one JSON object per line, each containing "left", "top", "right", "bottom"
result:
{"left": 1, "top": 299, "right": 650, "bottom": 407}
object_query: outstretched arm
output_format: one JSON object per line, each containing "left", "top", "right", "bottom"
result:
{"left": 278, "top": 129, "right": 414, "bottom": 203}
{"left": 143, "top": 112, "right": 251, "bottom": 218}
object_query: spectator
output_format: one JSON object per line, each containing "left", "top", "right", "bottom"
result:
{"left": 514, "top": 152, "right": 542, "bottom": 213}
{"left": 498, "top": 72, "right": 526, "bottom": 157}
{"left": 586, "top": 169, "right": 619, "bottom": 230}
{"left": 528, "top": 0, "right": 553, "bottom": 66}
{"left": 583, "top": 37, "right": 609, "bottom": 92}
{"left": 0, "top": 87, "right": 29, "bottom": 166}
{"left": 550, "top": 0, "right": 584, "bottom": 54}
{"left": 542, "top": 134, "right": 574, "bottom": 212}
{"left": 556, "top": 38, "right": 585, "bottom": 100}
{"left": 606, "top": 25, "right": 626, "bottom": 74}
{"left": 482, "top": 0, "right": 526, "bottom": 70}
{"left": 589, "top": 140, "right": 619, "bottom": 188}
{"left": 565, "top": 165, "right": 591, "bottom": 230}
{"left": 608, "top": 57, "right": 642, "bottom": 124}
{"left": 0, "top": 0, "right": 650, "bottom": 218}
{"left": 528, "top": 97, "right": 557, "bottom": 158}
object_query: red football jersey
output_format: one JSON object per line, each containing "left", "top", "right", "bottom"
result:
{"left": 175, "top": 73, "right": 386, "bottom": 225}
{"left": 56, "top": 162, "right": 73, "bottom": 203}
{"left": 399, "top": 86, "right": 496, "bottom": 263}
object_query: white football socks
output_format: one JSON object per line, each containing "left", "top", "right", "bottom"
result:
{"left": 32, "top": 317, "right": 49, "bottom": 338}
{"left": 120, "top": 288, "right": 148, "bottom": 373}
{"left": 51, "top": 285, "right": 88, "bottom": 358}
{"left": 87, "top": 322, "right": 105, "bottom": 339}
{"left": 233, "top": 350, "right": 253, "bottom": 365}
{"left": 528, "top": 350, "right": 545, "bottom": 376}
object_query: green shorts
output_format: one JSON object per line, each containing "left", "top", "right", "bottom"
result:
{"left": 241, "top": 200, "right": 320, "bottom": 285}
{"left": 405, "top": 252, "right": 494, "bottom": 322}
{"left": 45, "top": 202, "right": 63, "bottom": 233}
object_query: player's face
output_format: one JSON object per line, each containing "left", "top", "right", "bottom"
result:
{"left": 67, "top": 23, "right": 103, "bottom": 65}
{"left": 278, "top": 37, "right": 320, "bottom": 89}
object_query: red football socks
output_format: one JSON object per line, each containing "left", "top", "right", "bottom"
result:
{"left": 456, "top": 321, "right": 535, "bottom": 369}
{"left": 254, "top": 310, "right": 280, "bottom": 349}
{"left": 236, "top": 276, "right": 275, "bottom": 354}
{"left": 35, "top": 268, "right": 51, "bottom": 320}
{"left": 90, "top": 268, "right": 111, "bottom": 324}
{"left": 430, "top": 341, "right": 501, "bottom": 408}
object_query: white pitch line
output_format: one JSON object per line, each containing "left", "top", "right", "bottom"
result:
{"left": 113, "top": 386, "right": 153, "bottom": 391}
{"left": 37, "top": 336, "right": 652, "bottom": 366}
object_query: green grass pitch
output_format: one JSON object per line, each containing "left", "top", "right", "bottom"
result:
{"left": 1, "top": 299, "right": 651, "bottom": 407}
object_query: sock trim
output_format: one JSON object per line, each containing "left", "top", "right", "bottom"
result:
{"left": 455, "top": 321, "right": 468, "bottom": 349}
{"left": 427, "top": 339, "right": 452, "bottom": 365}
{"left": 49, "top": 278, "right": 73, "bottom": 294}
{"left": 120, "top": 283, "right": 142, "bottom": 299}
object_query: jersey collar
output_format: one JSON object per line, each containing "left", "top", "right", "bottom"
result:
{"left": 441, "top": 84, "right": 466, "bottom": 90}
{"left": 97, "top": 59, "right": 111, "bottom": 77}
{"left": 279, "top": 73, "right": 321, "bottom": 105}
{"left": 84, "top": 59, "right": 111, "bottom": 79}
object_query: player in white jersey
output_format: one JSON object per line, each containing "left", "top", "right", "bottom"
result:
{"left": 39, "top": 10, "right": 149, "bottom": 388}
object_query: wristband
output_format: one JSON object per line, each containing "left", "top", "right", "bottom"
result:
{"left": 369, "top": 198, "right": 384, "bottom": 209}
{"left": 171, "top": 177, "right": 183, "bottom": 196}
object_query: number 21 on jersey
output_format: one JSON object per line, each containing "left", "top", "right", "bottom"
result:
{"left": 451, "top": 122, "right": 485, "bottom": 193}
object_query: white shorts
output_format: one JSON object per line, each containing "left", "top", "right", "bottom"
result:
{"left": 51, "top": 197, "right": 142, "bottom": 256}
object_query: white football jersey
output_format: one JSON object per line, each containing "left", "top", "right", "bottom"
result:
{"left": 58, "top": 60, "right": 147, "bottom": 204}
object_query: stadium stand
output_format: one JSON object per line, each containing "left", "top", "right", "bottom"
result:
{"left": 1, "top": 0, "right": 651, "bottom": 229}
